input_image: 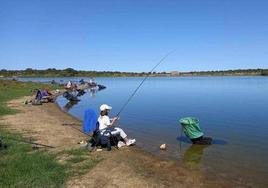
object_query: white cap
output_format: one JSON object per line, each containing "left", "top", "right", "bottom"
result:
{"left": 100, "top": 104, "right": 112, "bottom": 111}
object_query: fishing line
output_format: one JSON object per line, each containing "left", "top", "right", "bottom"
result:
{"left": 116, "top": 50, "right": 175, "bottom": 117}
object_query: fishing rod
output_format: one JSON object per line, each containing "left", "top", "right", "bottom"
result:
{"left": 1, "top": 136, "right": 55, "bottom": 148}
{"left": 62, "top": 122, "right": 116, "bottom": 137}
{"left": 62, "top": 122, "right": 90, "bottom": 136}
{"left": 116, "top": 50, "right": 175, "bottom": 117}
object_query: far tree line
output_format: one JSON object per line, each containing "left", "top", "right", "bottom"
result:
{"left": 0, "top": 68, "right": 267, "bottom": 77}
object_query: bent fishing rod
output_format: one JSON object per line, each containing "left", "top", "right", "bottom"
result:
{"left": 116, "top": 50, "right": 175, "bottom": 117}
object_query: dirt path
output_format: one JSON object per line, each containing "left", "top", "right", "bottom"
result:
{"left": 0, "top": 96, "right": 84, "bottom": 149}
{"left": 0, "top": 97, "right": 231, "bottom": 188}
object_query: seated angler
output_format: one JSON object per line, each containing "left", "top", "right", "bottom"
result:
{"left": 98, "top": 104, "right": 136, "bottom": 146}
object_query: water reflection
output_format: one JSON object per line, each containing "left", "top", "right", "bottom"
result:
{"left": 89, "top": 88, "right": 97, "bottom": 97}
{"left": 62, "top": 85, "right": 106, "bottom": 112}
{"left": 183, "top": 144, "right": 209, "bottom": 168}
{"left": 63, "top": 101, "right": 79, "bottom": 112}
{"left": 89, "top": 85, "right": 106, "bottom": 97}
{"left": 76, "top": 89, "right": 86, "bottom": 97}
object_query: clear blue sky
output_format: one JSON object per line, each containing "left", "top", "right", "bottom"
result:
{"left": 0, "top": 0, "right": 267, "bottom": 72}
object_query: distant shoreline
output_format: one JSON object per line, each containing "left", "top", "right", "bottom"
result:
{"left": 1, "top": 68, "right": 268, "bottom": 78}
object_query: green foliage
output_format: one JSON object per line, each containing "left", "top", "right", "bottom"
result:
{"left": 1, "top": 68, "right": 268, "bottom": 77}
{"left": 0, "top": 68, "right": 161, "bottom": 77}
{"left": 261, "top": 70, "right": 268, "bottom": 76}
{"left": 180, "top": 69, "right": 268, "bottom": 76}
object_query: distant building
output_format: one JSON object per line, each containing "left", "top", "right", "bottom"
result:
{"left": 170, "top": 71, "right": 180, "bottom": 76}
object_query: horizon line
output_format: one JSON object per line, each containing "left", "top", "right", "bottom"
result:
{"left": 1, "top": 67, "right": 268, "bottom": 73}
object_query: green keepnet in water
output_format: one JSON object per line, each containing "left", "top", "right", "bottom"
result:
{"left": 179, "top": 117, "right": 204, "bottom": 139}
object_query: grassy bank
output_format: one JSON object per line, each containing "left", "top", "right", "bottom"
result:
{"left": 0, "top": 80, "right": 60, "bottom": 115}
{"left": 0, "top": 80, "right": 100, "bottom": 187}
{"left": 0, "top": 130, "right": 67, "bottom": 187}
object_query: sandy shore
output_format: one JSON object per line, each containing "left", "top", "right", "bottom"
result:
{"left": 0, "top": 96, "right": 233, "bottom": 188}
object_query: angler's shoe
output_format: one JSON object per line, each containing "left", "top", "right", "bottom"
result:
{"left": 126, "top": 139, "right": 136, "bottom": 146}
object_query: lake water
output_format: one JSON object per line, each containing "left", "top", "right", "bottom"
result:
{"left": 19, "top": 76, "right": 268, "bottom": 187}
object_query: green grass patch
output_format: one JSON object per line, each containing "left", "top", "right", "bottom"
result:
{"left": 66, "top": 155, "right": 87, "bottom": 164}
{"left": 0, "top": 130, "right": 68, "bottom": 188}
{"left": 59, "top": 148, "right": 102, "bottom": 177}
{"left": 60, "top": 148, "right": 89, "bottom": 156}
{"left": 0, "top": 130, "right": 102, "bottom": 188}
{"left": 74, "top": 157, "right": 102, "bottom": 176}
{"left": 0, "top": 80, "right": 62, "bottom": 116}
